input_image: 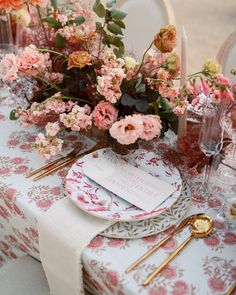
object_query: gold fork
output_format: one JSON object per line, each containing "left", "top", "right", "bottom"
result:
{"left": 226, "top": 282, "right": 236, "bottom": 295}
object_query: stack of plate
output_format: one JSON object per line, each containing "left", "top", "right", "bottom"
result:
{"left": 64, "top": 148, "right": 191, "bottom": 239}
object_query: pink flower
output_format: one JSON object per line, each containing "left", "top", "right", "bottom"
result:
{"left": 204, "top": 235, "right": 220, "bottom": 247}
{"left": 0, "top": 54, "right": 18, "bottom": 82}
{"left": 140, "top": 115, "right": 162, "bottom": 141}
{"left": 35, "top": 133, "right": 63, "bottom": 159}
{"left": 18, "top": 45, "right": 51, "bottom": 76}
{"left": 148, "top": 286, "right": 167, "bottom": 295}
{"left": 223, "top": 232, "right": 236, "bottom": 245}
{"left": 109, "top": 115, "right": 143, "bottom": 145}
{"left": 208, "top": 277, "right": 226, "bottom": 292}
{"left": 50, "top": 187, "right": 61, "bottom": 196}
{"left": 160, "top": 265, "right": 176, "bottom": 279}
{"left": 36, "top": 199, "right": 53, "bottom": 210}
{"left": 92, "top": 101, "right": 118, "bottom": 130}
{"left": 88, "top": 236, "right": 104, "bottom": 249}
{"left": 60, "top": 105, "right": 92, "bottom": 131}
{"left": 192, "top": 96, "right": 200, "bottom": 106}
{"left": 10, "top": 157, "right": 24, "bottom": 165}
{"left": 221, "top": 88, "right": 234, "bottom": 103}
{"left": 212, "top": 89, "right": 222, "bottom": 104}
{"left": 45, "top": 122, "right": 60, "bottom": 137}
{"left": 142, "top": 235, "right": 158, "bottom": 243}
{"left": 107, "top": 239, "right": 125, "bottom": 247}
{"left": 106, "top": 270, "right": 119, "bottom": 287}
{"left": 171, "top": 281, "right": 189, "bottom": 295}
{"left": 217, "top": 74, "right": 229, "bottom": 86}
{"left": 231, "top": 81, "right": 236, "bottom": 92}
{"left": 0, "top": 167, "right": 11, "bottom": 176}
{"left": 45, "top": 72, "right": 63, "bottom": 84}
{"left": 201, "top": 79, "right": 211, "bottom": 96}
{"left": 173, "top": 105, "right": 186, "bottom": 115}
{"left": 14, "top": 165, "right": 29, "bottom": 174}
{"left": 161, "top": 237, "right": 177, "bottom": 250}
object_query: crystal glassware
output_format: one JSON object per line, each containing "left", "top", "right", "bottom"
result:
{"left": 193, "top": 100, "right": 224, "bottom": 202}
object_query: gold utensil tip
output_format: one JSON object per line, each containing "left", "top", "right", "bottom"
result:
{"left": 226, "top": 282, "right": 236, "bottom": 295}
{"left": 125, "top": 213, "right": 204, "bottom": 273}
{"left": 143, "top": 215, "right": 213, "bottom": 286}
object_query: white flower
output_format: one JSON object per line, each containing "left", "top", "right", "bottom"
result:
{"left": 125, "top": 56, "right": 138, "bottom": 71}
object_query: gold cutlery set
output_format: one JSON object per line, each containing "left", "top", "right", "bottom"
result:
{"left": 26, "top": 141, "right": 109, "bottom": 181}
{"left": 126, "top": 214, "right": 214, "bottom": 286}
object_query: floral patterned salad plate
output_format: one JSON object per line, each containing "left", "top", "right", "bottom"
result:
{"left": 65, "top": 148, "right": 182, "bottom": 222}
{"left": 101, "top": 180, "right": 191, "bottom": 239}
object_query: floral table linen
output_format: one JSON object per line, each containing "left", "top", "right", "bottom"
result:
{"left": 0, "top": 93, "right": 235, "bottom": 295}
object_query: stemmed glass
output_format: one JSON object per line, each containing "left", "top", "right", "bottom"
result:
{"left": 193, "top": 100, "right": 224, "bottom": 202}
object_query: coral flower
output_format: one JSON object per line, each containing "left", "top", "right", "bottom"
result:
{"left": 67, "top": 51, "right": 92, "bottom": 69}
{"left": 154, "top": 24, "right": 176, "bottom": 53}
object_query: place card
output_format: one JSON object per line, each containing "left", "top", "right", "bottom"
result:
{"left": 83, "top": 156, "right": 176, "bottom": 212}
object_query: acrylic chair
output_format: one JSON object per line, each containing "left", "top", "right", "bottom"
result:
{"left": 115, "top": 0, "right": 176, "bottom": 59}
{"left": 216, "top": 31, "right": 236, "bottom": 83}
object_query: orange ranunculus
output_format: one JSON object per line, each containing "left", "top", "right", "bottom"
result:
{"left": 67, "top": 51, "right": 92, "bottom": 70}
{"left": 0, "top": 0, "right": 24, "bottom": 9}
{"left": 154, "top": 24, "right": 176, "bottom": 53}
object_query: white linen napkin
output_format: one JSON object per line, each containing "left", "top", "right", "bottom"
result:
{"left": 38, "top": 197, "right": 114, "bottom": 295}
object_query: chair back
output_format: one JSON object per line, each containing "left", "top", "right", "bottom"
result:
{"left": 115, "top": 0, "right": 175, "bottom": 59}
{"left": 216, "top": 31, "right": 236, "bottom": 83}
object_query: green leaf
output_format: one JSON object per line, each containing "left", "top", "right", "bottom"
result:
{"left": 55, "top": 34, "right": 66, "bottom": 48}
{"left": 106, "top": 0, "right": 116, "bottom": 8}
{"left": 113, "top": 46, "right": 124, "bottom": 57}
{"left": 43, "top": 17, "right": 61, "bottom": 29}
{"left": 96, "top": 22, "right": 103, "bottom": 31}
{"left": 67, "top": 16, "right": 85, "bottom": 26}
{"left": 9, "top": 109, "right": 18, "bottom": 120}
{"left": 93, "top": 0, "right": 106, "bottom": 18}
{"left": 159, "top": 97, "right": 172, "bottom": 110}
{"left": 135, "top": 83, "right": 146, "bottom": 93}
{"left": 50, "top": 0, "right": 58, "bottom": 10}
{"left": 114, "top": 19, "right": 125, "bottom": 29}
{"left": 104, "top": 34, "right": 123, "bottom": 47}
{"left": 107, "top": 22, "right": 123, "bottom": 35}
{"left": 111, "top": 8, "right": 127, "bottom": 20}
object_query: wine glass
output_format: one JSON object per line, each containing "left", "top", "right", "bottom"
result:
{"left": 193, "top": 100, "right": 224, "bottom": 202}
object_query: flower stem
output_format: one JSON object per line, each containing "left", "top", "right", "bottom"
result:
{"left": 38, "top": 48, "right": 67, "bottom": 59}
{"left": 136, "top": 41, "right": 154, "bottom": 75}
{"left": 36, "top": 6, "right": 50, "bottom": 48}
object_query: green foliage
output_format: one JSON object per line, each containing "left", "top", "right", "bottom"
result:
{"left": 107, "top": 23, "right": 123, "bottom": 35}
{"left": 55, "top": 34, "right": 66, "bottom": 48}
{"left": 93, "top": 0, "right": 106, "bottom": 18}
{"left": 67, "top": 16, "right": 85, "bottom": 26}
{"left": 106, "top": 0, "right": 116, "bottom": 8}
{"left": 111, "top": 8, "right": 127, "bottom": 20}
{"left": 50, "top": 0, "right": 58, "bottom": 10}
{"left": 43, "top": 17, "right": 61, "bottom": 29}
{"left": 9, "top": 109, "right": 18, "bottom": 120}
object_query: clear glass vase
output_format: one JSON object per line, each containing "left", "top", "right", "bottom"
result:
{"left": 0, "top": 10, "right": 13, "bottom": 53}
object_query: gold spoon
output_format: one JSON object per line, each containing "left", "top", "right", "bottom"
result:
{"left": 143, "top": 215, "right": 213, "bottom": 286}
{"left": 126, "top": 213, "right": 204, "bottom": 273}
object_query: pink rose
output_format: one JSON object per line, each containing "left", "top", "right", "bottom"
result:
{"left": 92, "top": 101, "right": 118, "bottom": 130}
{"left": 109, "top": 115, "right": 143, "bottom": 145}
{"left": 10, "top": 157, "right": 24, "bottom": 165}
{"left": 106, "top": 270, "right": 119, "bottom": 287}
{"left": 160, "top": 265, "right": 176, "bottom": 279}
{"left": 0, "top": 167, "right": 11, "bottom": 176}
{"left": 18, "top": 45, "right": 51, "bottom": 76}
{"left": 0, "top": 54, "right": 18, "bottom": 82}
{"left": 107, "top": 239, "right": 125, "bottom": 247}
{"left": 50, "top": 186, "right": 61, "bottom": 196}
{"left": 208, "top": 277, "right": 226, "bottom": 292}
{"left": 161, "top": 237, "right": 177, "bottom": 250}
{"left": 142, "top": 235, "right": 158, "bottom": 244}
{"left": 140, "top": 115, "right": 162, "bottom": 141}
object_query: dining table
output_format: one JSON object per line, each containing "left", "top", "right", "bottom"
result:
{"left": 0, "top": 87, "right": 235, "bottom": 295}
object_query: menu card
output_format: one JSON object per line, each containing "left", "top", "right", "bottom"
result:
{"left": 83, "top": 156, "right": 176, "bottom": 212}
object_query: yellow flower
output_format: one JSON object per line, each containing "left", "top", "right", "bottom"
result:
{"left": 165, "top": 53, "right": 180, "bottom": 76}
{"left": 202, "top": 58, "right": 221, "bottom": 76}
{"left": 67, "top": 51, "right": 92, "bottom": 70}
{"left": 11, "top": 9, "right": 31, "bottom": 26}
{"left": 154, "top": 24, "right": 176, "bottom": 53}
{"left": 124, "top": 56, "right": 138, "bottom": 71}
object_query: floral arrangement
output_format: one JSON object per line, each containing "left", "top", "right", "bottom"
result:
{"left": 0, "top": 0, "right": 235, "bottom": 159}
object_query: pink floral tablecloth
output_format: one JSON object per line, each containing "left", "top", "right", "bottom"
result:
{"left": 0, "top": 91, "right": 235, "bottom": 295}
